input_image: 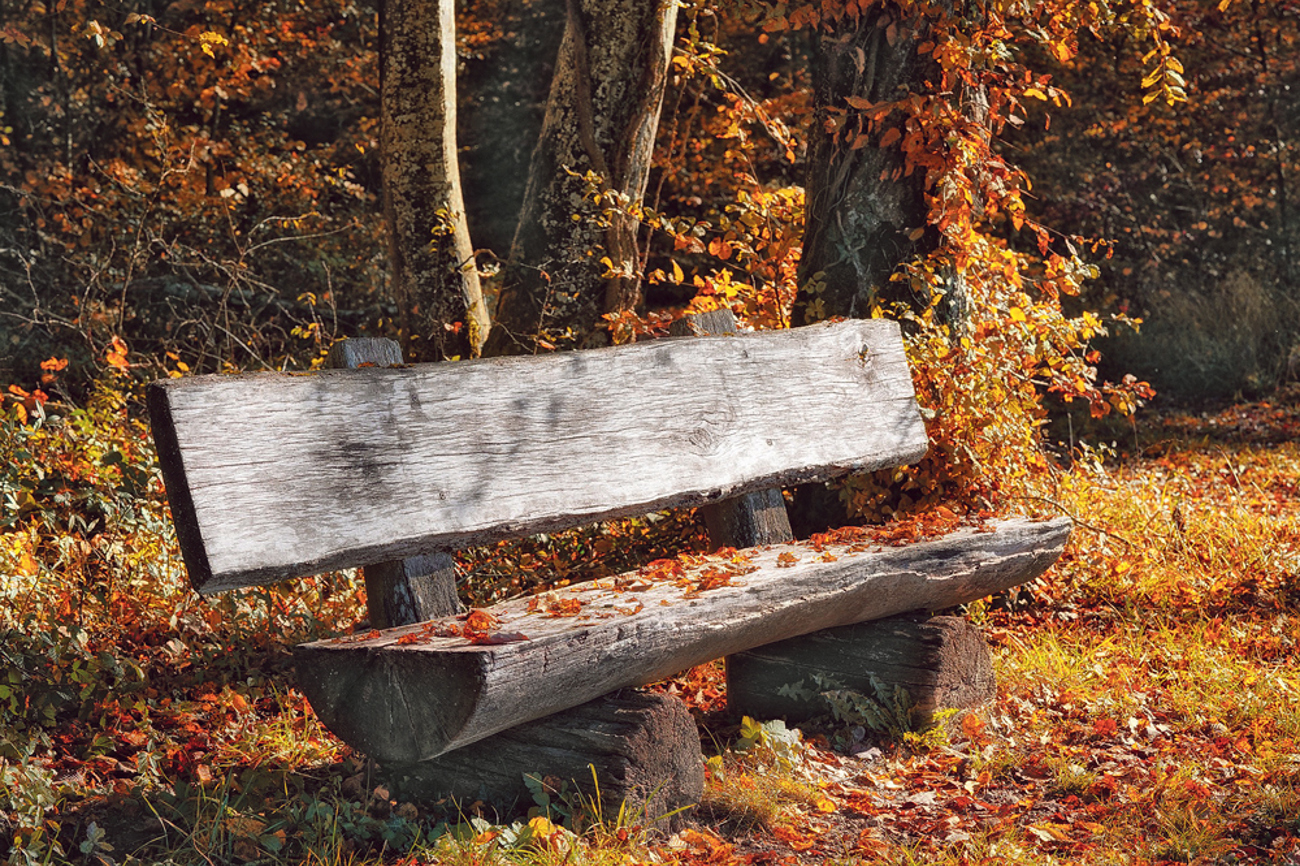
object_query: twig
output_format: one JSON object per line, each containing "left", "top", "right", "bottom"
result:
{"left": 1014, "top": 495, "right": 1135, "bottom": 549}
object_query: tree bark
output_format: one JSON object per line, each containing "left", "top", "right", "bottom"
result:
{"left": 793, "top": 9, "right": 933, "bottom": 325}
{"left": 382, "top": 0, "right": 491, "bottom": 360}
{"left": 381, "top": 691, "right": 703, "bottom": 829}
{"left": 727, "top": 613, "right": 995, "bottom": 727}
{"left": 482, "top": 0, "right": 678, "bottom": 355}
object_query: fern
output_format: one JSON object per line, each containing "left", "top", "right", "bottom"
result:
{"left": 820, "top": 675, "right": 915, "bottom": 741}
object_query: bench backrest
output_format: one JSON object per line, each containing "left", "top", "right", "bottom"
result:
{"left": 148, "top": 319, "right": 928, "bottom": 594}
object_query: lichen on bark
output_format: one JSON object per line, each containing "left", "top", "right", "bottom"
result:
{"left": 483, "top": 0, "right": 678, "bottom": 356}
{"left": 794, "top": 10, "right": 932, "bottom": 325}
{"left": 381, "top": 0, "right": 491, "bottom": 360}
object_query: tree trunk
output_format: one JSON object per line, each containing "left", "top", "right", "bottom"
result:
{"left": 793, "top": 9, "right": 932, "bottom": 326}
{"left": 482, "top": 0, "right": 678, "bottom": 355}
{"left": 382, "top": 0, "right": 491, "bottom": 360}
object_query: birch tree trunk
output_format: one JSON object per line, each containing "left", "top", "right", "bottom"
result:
{"left": 482, "top": 0, "right": 678, "bottom": 356}
{"left": 382, "top": 0, "right": 491, "bottom": 360}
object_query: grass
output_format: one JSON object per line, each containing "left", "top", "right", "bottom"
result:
{"left": 4, "top": 386, "right": 1300, "bottom": 864}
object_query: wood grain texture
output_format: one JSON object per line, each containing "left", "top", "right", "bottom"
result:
{"left": 670, "top": 310, "right": 795, "bottom": 550}
{"left": 327, "top": 337, "right": 404, "bottom": 369}
{"left": 328, "top": 338, "right": 461, "bottom": 627}
{"left": 294, "top": 516, "right": 1070, "bottom": 764}
{"left": 148, "top": 320, "right": 928, "bottom": 593}
{"left": 382, "top": 691, "right": 702, "bottom": 827}
{"left": 364, "top": 554, "right": 462, "bottom": 627}
{"left": 726, "top": 613, "right": 995, "bottom": 725}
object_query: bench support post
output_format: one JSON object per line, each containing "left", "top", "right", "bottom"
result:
{"left": 669, "top": 311, "right": 794, "bottom": 549}
{"left": 380, "top": 691, "right": 703, "bottom": 830}
{"left": 672, "top": 313, "right": 997, "bottom": 727}
{"left": 328, "top": 338, "right": 461, "bottom": 627}
{"left": 725, "top": 613, "right": 995, "bottom": 727}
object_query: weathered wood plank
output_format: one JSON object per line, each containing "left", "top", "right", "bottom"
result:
{"left": 381, "top": 691, "right": 703, "bottom": 828}
{"left": 726, "top": 613, "right": 995, "bottom": 726}
{"left": 294, "top": 516, "right": 1070, "bottom": 765}
{"left": 669, "top": 311, "right": 795, "bottom": 550}
{"left": 327, "top": 338, "right": 461, "bottom": 627}
{"left": 149, "top": 320, "right": 927, "bottom": 593}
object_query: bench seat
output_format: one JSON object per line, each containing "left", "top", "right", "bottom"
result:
{"left": 295, "top": 515, "right": 1070, "bottom": 764}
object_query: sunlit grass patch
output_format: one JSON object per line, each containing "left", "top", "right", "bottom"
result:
{"left": 1047, "top": 442, "right": 1300, "bottom": 616}
{"left": 698, "top": 719, "right": 827, "bottom": 834}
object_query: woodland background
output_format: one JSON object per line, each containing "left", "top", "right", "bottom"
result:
{"left": 1, "top": 0, "right": 1300, "bottom": 864}
{"left": 1, "top": 0, "right": 1296, "bottom": 401}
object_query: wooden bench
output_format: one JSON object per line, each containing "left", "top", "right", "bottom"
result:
{"left": 148, "top": 316, "right": 1070, "bottom": 821}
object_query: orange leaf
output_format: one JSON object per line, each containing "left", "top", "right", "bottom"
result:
{"left": 467, "top": 630, "right": 529, "bottom": 645}
{"left": 771, "top": 824, "right": 816, "bottom": 851}
{"left": 105, "top": 336, "right": 130, "bottom": 371}
{"left": 464, "top": 609, "right": 500, "bottom": 632}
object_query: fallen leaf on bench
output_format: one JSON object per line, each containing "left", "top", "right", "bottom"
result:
{"left": 683, "top": 566, "right": 748, "bottom": 597}
{"left": 527, "top": 592, "right": 585, "bottom": 617}
{"left": 467, "top": 630, "right": 529, "bottom": 645}
{"left": 333, "top": 629, "right": 384, "bottom": 644}
{"left": 777, "top": 551, "right": 800, "bottom": 567}
{"left": 638, "top": 558, "right": 685, "bottom": 582}
{"left": 614, "top": 601, "right": 644, "bottom": 616}
{"left": 464, "top": 609, "right": 500, "bottom": 632}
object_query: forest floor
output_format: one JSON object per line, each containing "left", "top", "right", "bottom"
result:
{"left": 3, "top": 384, "right": 1299, "bottom": 865}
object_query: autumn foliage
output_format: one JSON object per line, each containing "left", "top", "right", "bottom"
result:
{"left": 3, "top": 0, "right": 1300, "bottom": 863}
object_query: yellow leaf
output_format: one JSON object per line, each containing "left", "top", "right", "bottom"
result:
{"left": 1029, "top": 823, "right": 1071, "bottom": 842}
{"left": 1009, "top": 307, "right": 1027, "bottom": 322}
{"left": 671, "top": 260, "right": 685, "bottom": 284}
{"left": 528, "top": 816, "right": 558, "bottom": 836}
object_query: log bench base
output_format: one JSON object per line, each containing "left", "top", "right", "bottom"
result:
{"left": 379, "top": 691, "right": 703, "bottom": 830}
{"left": 726, "top": 613, "right": 995, "bottom": 726}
